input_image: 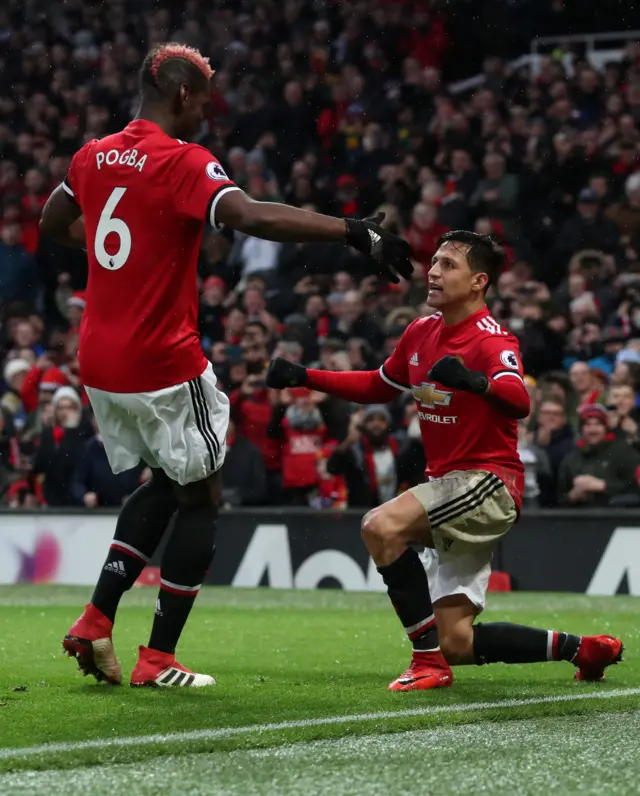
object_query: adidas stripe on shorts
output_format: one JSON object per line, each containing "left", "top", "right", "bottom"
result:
{"left": 410, "top": 470, "right": 517, "bottom": 611}
{"left": 86, "top": 362, "right": 229, "bottom": 486}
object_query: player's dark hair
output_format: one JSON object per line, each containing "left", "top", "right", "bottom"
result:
{"left": 139, "top": 44, "right": 212, "bottom": 104}
{"left": 437, "top": 230, "right": 505, "bottom": 291}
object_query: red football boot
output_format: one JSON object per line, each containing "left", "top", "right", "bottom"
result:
{"left": 573, "top": 634, "right": 624, "bottom": 681}
{"left": 62, "top": 603, "right": 122, "bottom": 685}
{"left": 388, "top": 649, "right": 453, "bottom": 692}
{"left": 130, "top": 645, "right": 216, "bottom": 688}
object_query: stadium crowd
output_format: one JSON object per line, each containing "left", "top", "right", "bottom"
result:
{"left": 2, "top": 0, "right": 640, "bottom": 510}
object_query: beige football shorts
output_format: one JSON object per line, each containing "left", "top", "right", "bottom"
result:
{"left": 409, "top": 469, "right": 517, "bottom": 558}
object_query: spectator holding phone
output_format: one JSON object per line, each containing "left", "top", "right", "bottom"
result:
{"left": 327, "top": 406, "right": 408, "bottom": 508}
{"left": 268, "top": 388, "right": 328, "bottom": 505}
{"left": 230, "top": 372, "right": 281, "bottom": 495}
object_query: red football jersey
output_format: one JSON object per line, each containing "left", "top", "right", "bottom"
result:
{"left": 380, "top": 307, "right": 526, "bottom": 509}
{"left": 64, "top": 119, "right": 238, "bottom": 392}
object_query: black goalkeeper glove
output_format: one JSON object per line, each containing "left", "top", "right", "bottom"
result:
{"left": 266, "top": 358, "right": 308, "bottom": 390}
{"left": 428, "top": 356, "right": 489, "bottom": 395}
{"left": 345, "top": 212, "right": 414, "bottom": 284}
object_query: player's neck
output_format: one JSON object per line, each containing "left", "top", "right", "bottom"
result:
{"left": 440, "top": 300, "right": 486, "bottom": 326}
{"left": 134, "top": 105, "right": 179, "bottom": 139}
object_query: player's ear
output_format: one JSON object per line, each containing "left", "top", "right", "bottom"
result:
{"left": 472, "top": 271, "right": 489, "bottom": 293}
{"left": 177, "top": 83, "right": 190, "bottom": 109}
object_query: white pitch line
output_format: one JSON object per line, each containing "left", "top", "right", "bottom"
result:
{"left": 1, "top": 687, "right": 639, "bottom": 761}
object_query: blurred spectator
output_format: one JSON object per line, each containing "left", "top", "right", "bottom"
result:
{"left": 0, "top": 220, "right": 41, "bottom": 308}
{"left": 198, "top": 276, "right": 226, "bottom": 347}
{"left": 71, "top": 416, "right": 146, "bottom": 508}
{"left": 569, "top": 362, "right": 605, "bottom": 410}
{"left": 329, "top": 290, "right": 384, "bottom": 351}
{"left": 606, "top": 383, "right": 640, "bottom": 446}
{"left": 32, "top": 387, "right": 92, "bottom": 506}
{"left": 404, "top": 202, "right": 449, "bottom": 272}
{"left": 531, "top": 399, "right": 575, "bottom": 505}
{"left": 230, "top": 373, "right": 282, "bottom": 500}
{"left": 517, "top": 420, "right": 552, "bottom": 508}
{"left": 313, "top": 440, "right": 348, "bottom": 509}
{"left": 606, "top": 173, "right": 640, "bottom": 250}
{"left": 558, "top": 405, "right": 640, "bottom": 507}
{"left": 268, "top": 388, "right": 329, "bottom": 505}
{"left": 1, "top": 358, "right": 30, "bottom": 421}
{"left": 553, "top": 189, "right": 620, "bottom": 282}
{"left": 470, "top": 153, "right": 519, "bottom": 239}
{"left": 221, "top": 419, "right": 267, "bottom": 507}
{"left": 327, "top": 405, "right": 407, "bottom": 508}
{"left": 0, "top": 407, "right": 18, "bottom": 501}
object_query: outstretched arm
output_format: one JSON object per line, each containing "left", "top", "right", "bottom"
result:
{"left": 265, "top": 358, "right": 400, "bottom": 404}
{"left": 306, "top": 368, "right": 400, "bottom": 404}
{"left": 216, "top": 189, "right": 346, "bottom": 243}
{"left": 216, "top": 192, "right": 412, "bottom": 283}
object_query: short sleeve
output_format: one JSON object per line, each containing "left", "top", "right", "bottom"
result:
{"left": 63, "top": 140, "right": 97, "bottom": 207}
{"left": 479, "top": 336, "right": 525, "bottom": 385}
{"left": 379, "top": 324, "right": 413, "bottom": 391}
{"left": 172, "top": 145, "right": 240, "bottom": 228}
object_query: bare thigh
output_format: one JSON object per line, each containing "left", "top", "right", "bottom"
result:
{"left": 361, "top": 491, "right": 434, "bottom": 566}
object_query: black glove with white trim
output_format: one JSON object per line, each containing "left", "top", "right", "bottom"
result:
{"left": 428, "top": 356, "right": 488, "bottom": 395}
{"left": 266, "top": 358, "right": 308, "bottom": 389}
{"left": 345, "top": 212, "right": 414, "bottom": 284}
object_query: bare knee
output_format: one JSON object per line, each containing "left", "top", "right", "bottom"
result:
{"left": 361, "top": 506, "right": 405, "bottom": 565}
{"left": 439, "top": 625, "right": 475, "bottom": 666}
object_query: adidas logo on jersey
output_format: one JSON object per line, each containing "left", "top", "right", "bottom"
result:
{"left": 105, "top": 560, "right": 126, "bottom": 577}
{"left": 155, "top": 599, "right": 163, "bottom": 617}
{"left": 476, "top": 316, "right": 508, "bottom": 336}
{"left": 410, "top": 353, "right": 419, "bottom": 366}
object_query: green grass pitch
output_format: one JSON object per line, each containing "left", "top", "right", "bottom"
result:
{"left": 0, "top": 586, "right": 638, "bottom": 795}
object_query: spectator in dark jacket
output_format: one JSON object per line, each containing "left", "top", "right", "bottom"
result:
{"left": 328, "top": 405, "right": 411, "bottom": 508}
{"left": 533, "top": 399, "right": 575, "bottom": 504}
{"left": 0, "top": 220, "right": 41, "bottom": 308}
{"left": 71, "top": 417, "right": 145, "bottom": 507}
{"left": 557, "top": 404, "right": 640, "bottom": 507}
{"left": 221, "top": 420, "right": 267, "bottom": 506}
{"left": 33, "top": 387, "right": 92, "bottom": 506}
{"left": 553, "top": 189, "right": 620, "bottom": 277}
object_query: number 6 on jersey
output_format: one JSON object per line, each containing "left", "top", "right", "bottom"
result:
{"left": 95, "top": 187, "right": 132, "bottom": 270}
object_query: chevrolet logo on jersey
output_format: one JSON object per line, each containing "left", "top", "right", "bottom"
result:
{"left": 411, "top": 382, "right": 452, "bottom": 409}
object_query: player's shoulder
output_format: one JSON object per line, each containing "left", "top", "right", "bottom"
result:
{"left": 71, "top": 138, "right": 100, "bottom": 165}
{"left": 473, "top": 312, "right": 519, "bottom": 347}
{"left": 172, "top": 141, "right": 231, "bottom": 182}
{"left": 405, "top": 312, "right": 443, "bottom": 340}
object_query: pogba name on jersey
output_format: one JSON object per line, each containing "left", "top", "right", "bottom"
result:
{"left": 95, "top": 148, "right": 147, "bottom": 172}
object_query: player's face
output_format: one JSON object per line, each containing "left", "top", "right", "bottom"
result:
{"left": 427, "top": 241, "right": 487, "bottom": 308}
{"left": 178, "top": 87, "right": 211, "bottom": 141}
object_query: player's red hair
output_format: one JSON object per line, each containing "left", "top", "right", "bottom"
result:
{"left": 149, "top": 43, "right": 214, "bottom": 82}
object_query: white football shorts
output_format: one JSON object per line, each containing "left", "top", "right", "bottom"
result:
{"left": 411, "top": 469, "right": 518, "bottom": 611}
{"left": 85, "top": 362, "right": 229, "bottom": 486}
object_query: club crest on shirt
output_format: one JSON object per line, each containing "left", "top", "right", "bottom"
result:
{"left": 412, "top": 382, "right": 452, "bottom": 409}
{"left": 206, "top": 162, "right": 229, "bottom": 181}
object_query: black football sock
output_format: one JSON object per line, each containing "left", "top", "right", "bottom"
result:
{"left": 377, "top": 548, "right": 439, "bottom": 651}
{"left": 91, "top": 478, "right": 178, "bottom": 623}
{"left": 473, "top": 622, "right": 582, "bottom": 664}
{"left": 148, "top": 505, "right": 217, "bottom": 655}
